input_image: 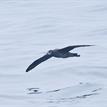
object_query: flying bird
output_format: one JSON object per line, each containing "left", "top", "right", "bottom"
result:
{"left": 26, "top": 45, "right": 93, "bottom": 72}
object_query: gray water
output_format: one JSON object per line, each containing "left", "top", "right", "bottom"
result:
{"left": 0, "top": 0, "right": 107, "bottom": 107}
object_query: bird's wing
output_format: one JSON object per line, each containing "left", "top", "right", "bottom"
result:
{"left": 58, "top": 45, "right": 93, "bottom": 53}
{"left": 26, "top": 54, "right": 52, "bottom": 72}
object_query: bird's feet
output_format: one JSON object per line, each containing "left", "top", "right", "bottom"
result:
{"left": 77, "top": 54, "right": 80, "bottom": 57}
{"left": 72, "top": 53, "right": 80, "bottom": 57}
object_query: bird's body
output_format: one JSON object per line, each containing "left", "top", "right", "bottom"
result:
{"left": 26, "top": 45, "right": 93, "bottom": 72}
{"left": 47, "top": 49, "right": 80, "bottom": 58}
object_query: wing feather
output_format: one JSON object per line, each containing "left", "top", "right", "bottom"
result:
{"left": 59, "top": 45, "right": 93, "bottom": 53}
{"left": 26, "top": 54, "right": 52, "bottom": 72}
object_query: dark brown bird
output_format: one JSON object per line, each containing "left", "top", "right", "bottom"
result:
{"left": 26, "top": 45, "right": 93, "bottom": 72}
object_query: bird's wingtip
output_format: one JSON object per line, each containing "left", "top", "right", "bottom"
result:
{"left": 26, "top": 68, "right": 30, "bottom": 72}
{"left": 26, "top": 70, "right": 29, "bottom": 72}
{"left": 84, "top": 45, "right": 95, "bottom": 47}
{"left": 89, "top": 45, "right": 95, "bottom": 47}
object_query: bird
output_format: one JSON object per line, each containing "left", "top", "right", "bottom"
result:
{"left": 26, "top": 45, "right": 93, "bottom": 72}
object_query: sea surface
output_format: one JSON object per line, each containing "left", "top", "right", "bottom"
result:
{"left": 0, "top": 0, "right": 107, "bottom": 107}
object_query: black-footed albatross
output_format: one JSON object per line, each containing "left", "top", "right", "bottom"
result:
{"left": 26, "top": 45, "right": 93, "bottom": 72}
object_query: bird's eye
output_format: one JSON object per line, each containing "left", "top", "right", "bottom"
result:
{"left": 47, "top": 50, "right": 52, "bottom": 55}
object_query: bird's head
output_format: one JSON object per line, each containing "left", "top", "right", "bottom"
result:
{"left": 47, "top": 50, "right": 53, "bottom": 55}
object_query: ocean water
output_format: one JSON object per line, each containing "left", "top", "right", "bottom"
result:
{"left": 0, "top": 0, "right": 107, "bottom": 107}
